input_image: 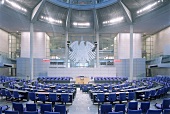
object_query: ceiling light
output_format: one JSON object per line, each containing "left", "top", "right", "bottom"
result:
{"left": 73, "top": 22, "right": 90, "bottom": 27}
{"left": 103, "top": 17, "right": 124, "bottom": 25}
{"left": 1, "top": 0, "right": 4, "bottom": 4}
{"left": 40, "top": 15, "right": 62, "bottom": 24}
{"left": 5, "top": 0, "right": 27, "bottom": 12}
{"left": 137, "top": 0, "right": 163, "bottom": 14}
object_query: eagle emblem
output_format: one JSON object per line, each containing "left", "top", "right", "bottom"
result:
{"left": 69, "top": 41, "right": 96, "bottom": 63}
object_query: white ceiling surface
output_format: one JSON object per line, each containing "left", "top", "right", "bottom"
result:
{"left": 0, "top": 0, "right": 169, "bottom": 35}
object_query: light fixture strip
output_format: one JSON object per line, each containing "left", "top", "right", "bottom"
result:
{"left": 103, "top": 16, "right": 124, "bottom": 25}
{"left": 5, "top": 0, "right": 27, "bottom": 12}
{"left": 73, "top": 22, "right": 90, "bottom": 26}
{"left": 41, "top": 16, "right": 62, "bottom": 24}
{"left": 137, "top": 0, "right": 163, "bottom": 14}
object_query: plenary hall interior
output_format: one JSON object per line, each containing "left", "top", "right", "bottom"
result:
{"left": 0, "top": 0, "right": 170, "bottom": 114}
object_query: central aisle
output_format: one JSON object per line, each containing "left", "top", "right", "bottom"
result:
{"left": 68, "top": 88, "right": 98, "bottom": 114}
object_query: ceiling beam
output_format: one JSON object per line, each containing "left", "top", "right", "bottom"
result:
{"left": 93, "top": 9, "right": 99, "bottom": 31}
{"left": 31, "top": 0, "right": 46, "bottom": 23}
{"left": 66, "top": 0, "right": 72, "bottom": 31}
{"left": 118, "top": 0, "right": 132, "bottom": 23}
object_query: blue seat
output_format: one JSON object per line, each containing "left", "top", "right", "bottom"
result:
{"left": 108, "top": 112, "right": 123, "bottom": 114}
{"left": 49, "top": 94, "right": 59, "bottom": 106}
{"left": 12, "top": 102, "right": 24, "bottom": 114}
{"left": 38, "top": 94, "right": 47, "bottom": 104}
{"left": 5, "top": 90, "right": 12, "bottom": 101}
{"left": 25, "top": 104, "right": 37, "bottom": 112}
{"left": 95, "top": 93, "right": 105, "bottom": 103}
{"left": 28, "top": 92, "right": 38, "bottom": 103}
{"left": 40, "top": 104, "right": 52, "bottom": 114}
{"left": 140, "top": 102, "right": 150, "bottom": 113}
{"left": 44, "top": 112, "right": 60, "bottom": 114}
{"left": 127, "top": 110, "right": 142, "bottom": 114}
{"left": 127, "top": 92, "right": 135, "bottom": 101}
{"left": 54, "top": 105, "right": 67, "bottom": 114}
{"left": 107, "top": 93, "right": 116, "bottom": 104}
{"left": 146, "top": 109, "right": 162, "bottom": 114}
{"left": 12, "top": 91, "right": 23, "bottom": 101}
{"left": 5, "top": 111, "right": 19, "bottom": 114}
{"left": 100, "top": 104, "right": 112, "bottom": 114}
{"left": 115, "top": 104, "right": 125, "bottom": 114}
{"left": 23, "top": 112, "right": 38, "bottom": 114}
{"left": 140, "top": 91, "right": 150, "bottom": 101}
{"left": 117, "top": 93, "right": 126, "bottom": 103}
{"left": 163, "top": 109, "right": 170, "bottom": 114}
{"left": 127, "top": 101, "right": 138, "bottom": 111}
{"left": 155, "top": 98, "right": 170, "bottom": 110}
{"left": 61, "top": 94, "right": 69, "bottom": 105}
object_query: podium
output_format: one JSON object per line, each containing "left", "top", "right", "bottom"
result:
{"left": 75, "top": 76, "right": 89, "bottom": 84}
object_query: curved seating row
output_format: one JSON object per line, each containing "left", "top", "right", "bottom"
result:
{"left": 37, "top": 77, "right": 72, "bottom": 83}
{"left": 94, "top": 77, "right": 128, "bottom": 83}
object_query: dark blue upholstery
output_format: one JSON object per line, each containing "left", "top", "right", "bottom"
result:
{"left": 117, "top": 93, "right": 126, "bottom": 103}
{"left": 12, "top": 91, "right": 23, "bottom": 101}
{"left": 49, "top": 94, "right": 59, "bottom": 105}
{"left": 44, "top": 112, "right": 60, "bottom": 114}
{"left": 100, "top": 104, "right": 112, "bottom": 114}
{"left": 54, "top": 105, "right": 67, "bottom": 114}
{"left": 12, "top": 102, "right": 24, "bottom": 114}
{"left": 40, "top": 104, "right": 52, "bottom": 114}
{"left": 146, "top": 109, "right": 162, "bottom": 114}
{"left": 26, "top": 104, "right": 37, "bottom": 111}
{"left": 107, "top": 93, "right": 116, "bottom": 104}
{"left": 128, "top": 101, "right": 138, "bottom": 111}
{"left": 108, "top": 112, "right": 123, "bottom": 114}
{"left": 163, "top": 109, "right": 170, "bottom": 114}
{"left": 38, "top": 94, "right": 47, "bottom": 104}
{"left": 23, "top": 112, "right": 38, "bottom": 114}
{"left": 127, "top": 92, "right": 135, "bottom": 101}
{"left": 127, "top": 110, "right": 142, "bottom": 114}
{"left": 140, "top": 102, "right": 150, "bottom": 113}
{"left": 115, "top": 104, "right": 125, "bottom": 114}
{"left": 28, "top": 92, "right": 38, "bottom": 103}
{"left": 61, "top": 94, "right": 69, "bottom": 105}
{"left": 5, "top": 111, "right": 19, "bottom": 114}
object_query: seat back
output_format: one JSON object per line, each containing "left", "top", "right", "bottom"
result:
{"left": 26, "top": 104, "right": 37, "bottom": 111}
{"left": 108, "top": 93, "right": 116, "bottom": 102}
{"left": 28, "top": 92, "right": 36, "bottom": 101}
{"left": 162, "top": 98, "right": 170, "bottom": 109}
{"left": 23, "top": 112, "right": 38, "bottom": 114}
{"left": 44, "top": 112, "right": 60, "bottom": 114}
{"left": 61, "top": 94, "right": 69, "bottom": 102}
{"left": 128, "top": 110, "right": 142, "bottom": 114}
{"left": 40, "top": 104, "right": 52, "bottom": 114}
{"left": 100, "top": 104, "right": 112, "bottom": 114}
{"left": 115, "top": 104, "right": 125, "bottom": 114}
{"left": 5, "top": 111, "right": 19, "bottom": 114}
{"left": 96, "top": 93, "right": 105, "bottom": 102}
{"left": 54, "top": 105, "right": 66, "bottom": 114}
{"left": 49, "top": 94, "right": 58, "bottom": 102}
{"left": 12, "top": 103, "right": 24, "bottom": 114}
{"left": 128, "top": 92, "right": 135, "bottom": 100}
{"left": 38, "top": 94, "right": 47, "bottom": 102}
{"left": 13, "top": 91, "right": 19, "bottom": 98}
{"left": 128, "top": 101, "right": 138, "bottom": 110}
{"left": 163, "top": 109, "right": 170, "bottom": 114}
{"left": 140, "top": 102, "right": 150, "bottom": 113}
{"left": 146, "top": 109, "right": 162, "bottom": 114}
{"left": 119, "top": 93, "right": 126, "bottom": 101}
{"left": 108, "top": 112, "right": 123, "bottom": 114}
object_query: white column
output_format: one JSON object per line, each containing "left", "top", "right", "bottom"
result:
{"left": 96, "top": 32, "right": 99, "bottom": 67}
{"left": 129, "top": 24, "right": 134, "bottom": 81}
{"left": 30, "top": 23, "right": 34, "bottom": 80}
{"left": 65, "top": 31, "right": 68, "bottom": 68}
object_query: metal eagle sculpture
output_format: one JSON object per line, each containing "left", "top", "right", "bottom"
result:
{"left": 69, "top": 41, "right": 96, "bottom": 63}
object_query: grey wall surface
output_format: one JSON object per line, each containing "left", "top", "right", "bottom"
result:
{"left": 152, "top": 27, "right": 170, "bottom": 56}
{"left": 151, "top": 68, "right": 170, "bottom": 76}
{"left": 17, "top": 58, "right": 49, "bottom": 79}
{"left": 0, "top": 29, "right": 9, "bottom": 75}
{"left": 117, "top": 33, "right": 142, "bottom": 59}
{"left": 114, "top": 58, "right": 146, "bottom": 80}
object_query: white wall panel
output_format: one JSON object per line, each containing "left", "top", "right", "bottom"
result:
{"left": 0, "top": 29, "right": 8, "bottom": 53}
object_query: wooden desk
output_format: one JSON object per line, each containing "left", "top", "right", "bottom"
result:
{"left": 76, "top": 77, "right": 89, "bottom": 84}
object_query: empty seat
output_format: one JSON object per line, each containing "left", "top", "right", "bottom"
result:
{"left": 140, "top": 102, "right": 150, "bottom": 114}
{"left": 5, "top": 111, "right": 19, "bottom": 114}
{"left": 100, "top": 104, "right": 112, "bottom": 114}
{"left": 54, "top": 104, "right": 68, "bottom": 114}
{"left": 155, "top": 98, "right": 170, "bottom": 110}
{"left": 115, "top": 104, "right": 125, "bottom": 114}
{"left": 127, "top": 110, "right": 142, "bottom": 114}
{"left": 146, "top": 109, "right": 162, "bottom": 114}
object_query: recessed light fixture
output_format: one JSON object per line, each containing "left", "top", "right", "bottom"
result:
{"left": 137, "top": 0, "right": 163, "bottom": 14}
{"left": 40, "top": 16, "right": 62, "bottom": 24}
{"left": 73, "top": 22, "right": 90, "bottom": 27}
{"left": 4, "top": 0, "right": 27, "bottom": 12}
{"left": 103, "top": 17, "right": 124, "bottom": 25}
